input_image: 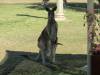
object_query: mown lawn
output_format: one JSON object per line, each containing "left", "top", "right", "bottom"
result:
{"left": 0, "top": 3, "right": 87, "bottom": 75}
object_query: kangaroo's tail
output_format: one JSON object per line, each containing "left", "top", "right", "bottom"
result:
{"left": 57, "top": 43, "right": 63, "bottom": 45}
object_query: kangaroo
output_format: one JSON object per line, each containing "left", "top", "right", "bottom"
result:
{"left": 36, "top": 5, "right": 59, "bottom": 64}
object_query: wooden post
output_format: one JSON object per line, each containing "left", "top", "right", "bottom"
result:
{"left": 87, "top": 0, "right": 94, "bottom": 75}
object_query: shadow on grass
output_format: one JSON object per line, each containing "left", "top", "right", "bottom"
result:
{"left": 0, "top": 50, "right": 86, "bottom": 75}
{"left": 26, "top": 3, "right": 56, "bottom": 10}
{"left": 26, "top": 3, "right": 44, "bottom": 10}
{"left": 16, "top": 14, "right": 47, "bottom": 19}
{"left": 26, "top": 2, "right": 100, "bottom": 13}
{"left": 65, "top": 2, "right": 87, "bottom": 12}
{"left": 66, "top": 2, "right": 100, "bottom": 13}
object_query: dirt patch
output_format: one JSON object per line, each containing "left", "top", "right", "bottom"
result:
{"left": 0, "top": 0, "right": 87, "bottom": 3}
{"left": 0, "top": 0, "right": 41, "bottom": 3}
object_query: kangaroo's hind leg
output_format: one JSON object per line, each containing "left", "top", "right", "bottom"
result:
{"left": 51, "top": 44, "right": 57, "bottom": 63}
{"left": 35, "top": 51, "right": 41, "bottom": 61}
{"left": 38, "top": 41, "right": 46, "bottom": 64}
{"left": 41, "top": 49, "right": 46, "bottom": 64}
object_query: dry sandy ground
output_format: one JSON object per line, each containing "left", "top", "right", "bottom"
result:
{"left": 0, "top": 0, "right": 87, "bottom": 3}
{"left": 0, "top": 0, "right": 40, "bottom": 3}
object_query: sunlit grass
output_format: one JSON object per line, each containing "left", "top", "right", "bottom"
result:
{"left": 0, "top": 4, "right": 87, "bottom": 60}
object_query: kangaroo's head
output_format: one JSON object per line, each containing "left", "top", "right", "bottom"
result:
{"left": 45, "top": 5, "right": 57, "bottom": 20}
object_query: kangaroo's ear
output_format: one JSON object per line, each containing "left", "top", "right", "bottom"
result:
{"left": 45, "top": 6, "right": 50, "bottom": 11}
{"left": 52, "top": 6, "right": 57, "bottom": 11}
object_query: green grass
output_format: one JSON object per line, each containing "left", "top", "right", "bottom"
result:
{"left": 0, "top": 3, "right": 87, "bottom": 63}
{"left": 0, "top": 4, "right": 87, "bottom": 75}
{"left": 0, "top": 4, "right": 87, "bottom": 54}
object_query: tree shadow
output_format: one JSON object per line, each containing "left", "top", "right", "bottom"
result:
{"left": 0, "top": 50, "right": 38, "bottom": 75}
{"left": 26, "top": 2, "right": 100, "bottom": 13}
{"left": 26, "top": 3, "right": 44, "bottom": 10}
{"left": 0, "top": 50, "right": 86, "bottom": 75}
{"left": 65, "top": 2, "right": 87, "bottom": 12}
{"left": 26, "top": 3, "right": 56, "bottom": 10}
{"left": 66, "top": 2, "right": 100, "bottom": 12}
{"left": 16, "top": 14, "right": 47, "bottom": 19}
